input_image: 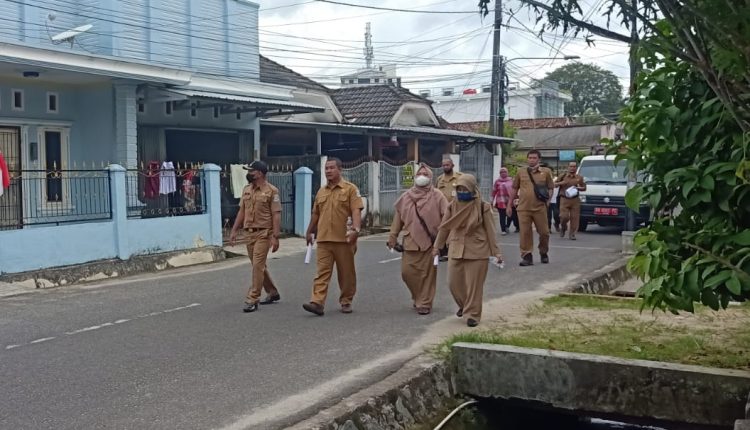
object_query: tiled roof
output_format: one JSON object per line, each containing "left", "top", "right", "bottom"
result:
{"left": 259, "top": 55, "right": 329, "bottom": 92}
{"left": 331, "top": 84, "right": 432, "bottom": 126}
{"left": 516, "top": 125, "right": 602, "bottom": 150}
{"left": 508, "top": 117, "right": 574, "bottom": 129}
{"left": 446, "top": 121, "right": 488, "bottom": 133}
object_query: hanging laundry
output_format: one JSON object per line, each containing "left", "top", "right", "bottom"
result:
{"left": 182, "top": 169, "right": 197, "bottom": 211}
{"left": 0, "top": 152, "right": 10, "bottom": 190}
{"left": 0, "top": 168, "right": 3, "bottom": 197}
{"left": 230, "top": 164, "right": 248, "bottom": 199}
{"left": 159, "top": 161, "right": 177, "bottom": 195}
{"left": 144, "top": 161, "right": 161, "bottom": 199}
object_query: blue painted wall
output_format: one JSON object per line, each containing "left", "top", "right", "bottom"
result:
{"left": 0, "top": 0, "right": 260, "bottom": 81}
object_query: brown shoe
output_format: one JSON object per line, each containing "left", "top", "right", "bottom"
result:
{"left": 340, "top": 304, "right": 353, "bottom": 314}
{"left": 302, "top": 302, "right": 324, "bottom": 316}
{"left": 569, "top": 235, "right": 577, "bottom": 240}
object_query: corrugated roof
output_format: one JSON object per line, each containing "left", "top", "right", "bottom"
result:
{"left": 165, "top": 88, "right": 325, "bottom": 111}
{"left": 259, "top": 55, "right": 329, "bottom": 92}
{"left": 516, "top": 126, "right": 602, "bottom": 150}
{"left": 331, "top": 84, "right": 432, "bottom": 126}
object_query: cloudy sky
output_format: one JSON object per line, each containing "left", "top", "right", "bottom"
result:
{"left": 253, "top": 0, "right": 632, "bottom": 96}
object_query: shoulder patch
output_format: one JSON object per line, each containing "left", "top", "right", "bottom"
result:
{"left": 355, "top": 189, "right": 361, "bottom": 198}
{"left": 273, "top": 194, "right": 280, "bottom": 202}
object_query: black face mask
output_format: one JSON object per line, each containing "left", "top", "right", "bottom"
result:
{"left": 246, "top": 173, "right": 255, "bottom": 183}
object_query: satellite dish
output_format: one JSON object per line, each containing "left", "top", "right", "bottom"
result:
{"left": 51, "top": 24, "right": 92, "bottom": 47}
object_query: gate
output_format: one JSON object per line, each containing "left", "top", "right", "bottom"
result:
{"left": 0, "top": 127, "right": 21, "bottom": 230}
{"left": 460, "top": 145, "right": 495, "bottom": 202}
{"left": 267, "top": 171, "right": 294, "bottom": 233}
{"left": 378, "top": 160, "right": 414, "bottom": 226}
{"left": 342, "top": 162, "right": 371, "bottom": 213}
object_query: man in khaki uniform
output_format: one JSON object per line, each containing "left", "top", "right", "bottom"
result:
{"left": 303, "top": 157, "right": 364, "bottom": 316}
{"left": 555, "top": 161, "right": 587, "bottom": 240}
{"left": 229, "top": 161, "right": 282, "bottom": 313}
{"left": 436, "top": 157, "right": 462, "bottom": 202}
{"left": 507, "top": 150, "right": 554, "bottom": 266}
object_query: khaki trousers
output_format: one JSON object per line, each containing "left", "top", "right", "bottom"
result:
{"left": 560, "top": 197, "right": 581, "bottom": 235}
{"left": 311, "top": 242, "right": 357, "bottom": 306}
{"left": 448, "top": 258, "right": 489, "bottom": 322}
{"left": 518, "top": 209, "right": 550, "bottom": 257}
{"left": 244, "top": 230, "right": 279, "bottom": 304}
{"left": 401, "top": 250, "right": 437, "bottom": 309}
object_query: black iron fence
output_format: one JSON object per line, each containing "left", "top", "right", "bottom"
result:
{"left": 125, "top": 167, "right": 205, "bottom": 218}
{"left": 0, "top": 169, "right": 112, "bottom": 230}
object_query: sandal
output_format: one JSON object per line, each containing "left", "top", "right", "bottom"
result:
{"left": 417, "top": 307, "right": 431, "bottom": 315}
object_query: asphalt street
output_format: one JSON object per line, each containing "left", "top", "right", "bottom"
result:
{"left": 0, "top": 226, "right": 623, "bottom": 430}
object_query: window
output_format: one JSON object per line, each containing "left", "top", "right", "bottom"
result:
{"left": 419, "top": 90, "right": 431, "bottom": 98}
{"left": 481, "top": 85, "right": 491, "bottom": 93}
{"left": 12, "top": 89, "right": 24, "bottom": 111}
{"left": 236, "top": 108, "right": 241, "bottom": 120}
{"left": 374, "top": 78, "right": 379, "bottom": 83}
{"left": 213, "top": 106, "right": 220, "bottom": 119}
{"left": 138, "top": 102, "right": 145, "bottom": 113}
{"left": 349, "top": 79, "right": 354, "bottom": 84}
{"left": 47, "top": 93, "right": 59, "bottom": 113}
{"left": 358, "top": 78, "right": 371, "bottom": 84}
{"left": 165, "top": 101, "right": 173, "bottom": 116}
{"left": 442, "top": 88, "right": 454, "bottom": 97}
{"left": 190, "top": 104, "right": 197, "bottom": 117}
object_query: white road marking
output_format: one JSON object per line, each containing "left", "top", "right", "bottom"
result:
{"left": 4, "top": 303, "right": 201, "bottom": 352}
{"left": 378, "top": 257, "right": 402, "bottom": 264}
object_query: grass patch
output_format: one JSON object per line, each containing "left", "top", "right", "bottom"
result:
{"left": 440, "top": 294, "right": 750, "bottom": 370}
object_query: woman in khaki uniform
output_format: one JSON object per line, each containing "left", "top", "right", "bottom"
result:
{"left": 388, "top": 164, "right": 449, "bottom": 315}
{"left": 433, "top": 174, "right": 503, "bottom": 327}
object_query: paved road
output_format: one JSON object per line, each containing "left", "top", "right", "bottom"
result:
{"left": 0, "top": 226, "right": 623, "bottom": 430}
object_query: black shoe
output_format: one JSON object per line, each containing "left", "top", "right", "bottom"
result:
{"left": 302, "top": 302, "right": 325, "bottom": 316}
{"left": 541, "top": 253, "right": 550, "bottom": 264}
{"left": 242, "top": 302, "right": 259, "bottom": 313}
{"left": 456, "top": 308, "right": 463, "bottom": 318}
{"left": 467, "top": 319, "right": 479, "bottom": 327}
{"left": 259, "top": 294, "right": 281, "bottom": 305}
{"left": 519, "top": 254, "right": 534, "bottom": 266}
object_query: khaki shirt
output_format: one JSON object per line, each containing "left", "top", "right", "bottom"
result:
{"left": 436, "top": 171, "right": 463, "bottom": 202}
{"left": 557, "top": 173, "right": 586, "bottom": 200}
{"left": 313, "top": 179, "right": 364, "bottom": 242}
{"left": 241, "top": 182, "right": 282, "bottom": 230}
{"left": 434, "top": 202, "right": 501, "bottom": 260}
{"left": 512, "top": 167, "right": 554, "bottom": 212}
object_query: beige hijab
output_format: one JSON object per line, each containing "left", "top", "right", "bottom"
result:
{"left": 438, "top": 174, "right": 484, "bottom": 236}
{"left": 394, "top": 164, "right": 446, "bottom": 249}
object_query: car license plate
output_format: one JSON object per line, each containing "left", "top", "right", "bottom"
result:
{"left": 594, "top": 207, "right": 619, "bottom": 215}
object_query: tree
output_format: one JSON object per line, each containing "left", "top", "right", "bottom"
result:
{"left": 543, "top": 63, "right": 623, "bottom": 116}
{"left": 476, "top": 0, "right": 750, "bottom": 312}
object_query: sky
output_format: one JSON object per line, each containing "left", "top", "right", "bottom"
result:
{"left": 253, "top": 0, "right": 632, "bottom": 96}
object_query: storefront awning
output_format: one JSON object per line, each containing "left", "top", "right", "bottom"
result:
{"left": 160, "top": 88, "right": 325, "bottom": 117}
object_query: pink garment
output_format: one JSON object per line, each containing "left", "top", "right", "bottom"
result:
{"left": 0, "top": 152, "right": 9, "bottom": 189}
{"left": 492, "top": 176, "right": 513, "bottom": 209}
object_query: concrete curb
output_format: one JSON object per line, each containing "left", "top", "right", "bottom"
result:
{"left": 568, "top": 256, "right": 632, "bottom": 295}
{"left": 0, "top": 247, "right": 225, "bottom": 297}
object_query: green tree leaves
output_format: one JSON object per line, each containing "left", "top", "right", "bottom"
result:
{"left": 543, "top": 63, "right": 624, "bottom": 116}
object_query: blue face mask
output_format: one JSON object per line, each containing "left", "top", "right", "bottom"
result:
{"left": 456, "top": 191, "right": 474, "bottom": 202}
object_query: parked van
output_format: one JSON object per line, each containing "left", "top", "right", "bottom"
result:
{"left": 577, "top": 155, "right": 650, "bottom": 230}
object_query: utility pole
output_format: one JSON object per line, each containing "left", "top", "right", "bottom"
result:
{"left": 489, "top": 0, "right": 503, "bottom": 137}
{"left": 625, "top": 0, "right": 638, "bottom": 231}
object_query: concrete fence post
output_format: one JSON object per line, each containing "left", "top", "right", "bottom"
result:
{"left": 108, "top": 164, "right": 130, "bottom": 260}
{"left": 294, "top": 167, "right": 313, "bottom": 237}
{"left": 202, "top": 163, "right": 223, "bottom": 246}
{"left": 370, "top": 161, "right": 381, "bottom": 227}
{"left": 320, "top": 155, "right": 328, "bottom": 188}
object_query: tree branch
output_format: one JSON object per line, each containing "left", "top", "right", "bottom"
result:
{"left": 683, "top": 242, "right": 750, "bottom": 282}
{"left": 518, "top": 0, "right": 632, "bottom": 43}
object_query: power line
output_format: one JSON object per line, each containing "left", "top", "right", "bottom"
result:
{"left": 313, "top": 0, "right": 480, "bottom": 14}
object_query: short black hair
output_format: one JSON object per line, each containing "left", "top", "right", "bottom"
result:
{"left": 326, "top": 157, "right": 343, "bottom": 168}
{"left": 527, "top": 149, "right": 542, "bottom": 158}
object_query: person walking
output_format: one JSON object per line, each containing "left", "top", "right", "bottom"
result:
{"left": 388, "top": 164, "right": 448, "bottom": 315}
{"left": 435, "top": 157, "right": 462, "bottom": 261}
{"left": 303, "top": 157, "right": 364, "bottom": 316}
{"left": 507, "top": 150, "right": 554, "bottom": 266}
{"left": 491, "top": 167, "right": 516, "bottom": 235}
{"left": 556, "top": 161, "right": 587, "bottom": 240}
{"left": 548, "top": 175, "right": 561, "bottom": 233}
{"left": 228, "top": 161, "right": 282, "bottom": 313}
{"left": 433, "top": 174, "right": 503, "bottom": 327}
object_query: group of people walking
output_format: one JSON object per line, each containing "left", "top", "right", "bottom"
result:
{"left": 229, "top": 150, "right": 586, "bottom": 328}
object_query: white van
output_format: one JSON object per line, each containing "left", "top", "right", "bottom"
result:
{"left": 577, "top": 155, "right": 649, "bottom": 230}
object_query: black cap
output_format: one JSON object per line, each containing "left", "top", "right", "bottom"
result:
{"left": 243, "top": 161, "right": 268, "bottom": 174}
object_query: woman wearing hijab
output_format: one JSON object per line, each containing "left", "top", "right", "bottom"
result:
{"left": 433, "top": 174, "right": 503, "bottom": 327}
{"left": 491, "top": 167, "right": 517, "bottom": 235}
{"left": 388, "top": 164, "right": 449, "bottom": 315}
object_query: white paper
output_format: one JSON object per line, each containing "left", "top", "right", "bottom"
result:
{"left": 565, "top": 186, "right": 579, "bottom": 198}
{"left": 433, "top": 255, "right": 439, "bottom": 266}
{"left": 304, "top": 244, "right": 312, "bottom": 264}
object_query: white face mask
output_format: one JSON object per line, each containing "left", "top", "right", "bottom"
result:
{"left": 414, "top": 175, "right": 430, "bottom": 187}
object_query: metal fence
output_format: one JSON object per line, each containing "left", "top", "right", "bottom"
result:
{"left": 0, "top": 170, "right": 111, "bottom": 230}
{"left": 267, "top": 171, "right": 295, "bottom": 233}
{"left": 378, "top": 160, "right": 414, "bottom": 226}
{"left": 342, "top": 162, "right": 371, "bottom": 199}
{"left": 460, "top": 145, "right": 495, "bottom": 202}
{"left": 125, "top": 167, "right": 205, "bottom": 219}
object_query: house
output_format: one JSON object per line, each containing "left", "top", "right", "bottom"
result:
{"left": 0, "top": 0, "right": 323, "bottom": 274}
{"left": 428, "top": 81, "right": 573, "bottom": 124}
